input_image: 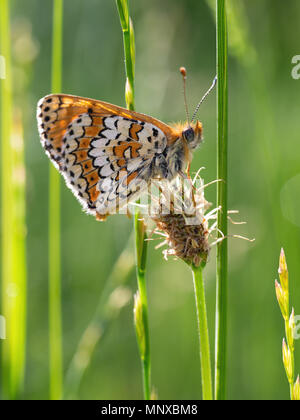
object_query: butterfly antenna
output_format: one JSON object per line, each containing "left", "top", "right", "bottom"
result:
{"left": 180, "top": 67, "right": 190, "bottom": 126}
{"left": 191, "top": 76, "right": 217, "bottom": 122}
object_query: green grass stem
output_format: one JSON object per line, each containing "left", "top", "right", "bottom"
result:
{"left": 48, "top": 0, "right": 64, "bottom": 400}
{"left": 192, "top": 264, "right": 213, "bottom": 400}
{"left": 215, "top": 0, "right": 228, "bottom": 401}
{"left": 0, "top": 0, "right": 27, "bottom": 400}
{"left": 1, "top": 0, "right": 14, "bottom": 398}
{"left": 116, "top": 0, "right": 151, "bottom": 400}
{"left": 134, "top": 217, "right": 150, "bottom": 399}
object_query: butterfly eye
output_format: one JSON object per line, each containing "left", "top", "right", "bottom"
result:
{"left": 183, "top": 128, "right": 194, "bottom": 143}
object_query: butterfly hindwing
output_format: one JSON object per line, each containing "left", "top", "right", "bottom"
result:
{"left": 37, "top": 94, "right": 170, "bottom": 218}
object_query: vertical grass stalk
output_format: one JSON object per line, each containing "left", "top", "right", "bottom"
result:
{"left": 134, "top": 219, "right": 150, "bottom": 399}
{"left": 49, "top": 0, "right": 63, "bottom": 400}
{"left": 116, "top": 0, "right": 151, "bottom": 400}
{"left": 1, "top": 0, "right": 14, "bottom": 399}
{"left": 215, "top": 0, "right": 228, "bottom": 401}
{"left": 1, "top": 0, "right": 27, "bottom": 399}
{"left": 192, "top": 264, "right": 213, "bottom": 400}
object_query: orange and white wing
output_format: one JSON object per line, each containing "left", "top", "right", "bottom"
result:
{"left": 37, "top": 94, "right": 177, "bottom": 219}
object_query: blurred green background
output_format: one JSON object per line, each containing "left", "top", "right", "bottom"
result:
{"left": 1, "top": 0, "right": 300, "bottom": 400}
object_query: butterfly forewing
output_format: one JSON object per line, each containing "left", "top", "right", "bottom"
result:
{"left": 37, "top": 94, "right": 172, "bottom": 219}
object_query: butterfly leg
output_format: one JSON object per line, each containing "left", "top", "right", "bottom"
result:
{"left": 152, "top": 154, "right": 169, "bottom": 179}
{"left": 178, "top": 168, "right": 197, "bottom": 208}
{"left": 96, "top": 212, "right": 108, "bottom": 222}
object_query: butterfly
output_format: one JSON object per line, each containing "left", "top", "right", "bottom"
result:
{"left": 36, "top": 76, "right": 216, "bottom": 221}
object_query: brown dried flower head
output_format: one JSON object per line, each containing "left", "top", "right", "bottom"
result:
{"left": 150, "top": 175, "right": 220, "bottom": 267}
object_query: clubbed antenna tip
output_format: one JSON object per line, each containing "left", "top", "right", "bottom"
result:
{"left": 179, "top": 66, "right": 190, "bottom": 125}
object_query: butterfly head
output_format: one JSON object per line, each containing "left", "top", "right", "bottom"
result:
{"left": 182, "top": 121, "right": 203, "bottom": 150}
{"left": 179, "top": 68, "right": 216, "bottom": 152}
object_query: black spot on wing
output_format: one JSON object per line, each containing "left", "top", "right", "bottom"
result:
{"left": 152, "top": 127, "right": 158, "bottom": 137}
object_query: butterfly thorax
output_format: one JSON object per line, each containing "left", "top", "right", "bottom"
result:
{"left": 156, "top": 120, "right": 203, "bottom": 180}
{"left": 150, "top": 120, "right": 203, "bottom": 181}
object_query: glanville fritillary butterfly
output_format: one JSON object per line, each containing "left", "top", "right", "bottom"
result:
{"left": 36, "top": 70, "right": 216, "bottom": 221}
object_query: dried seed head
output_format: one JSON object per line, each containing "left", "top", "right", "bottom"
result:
{"left": 153, "top": 212, "right": 210, "bottom": 267}
{"left": 150, "top": 176, "right": 218, "bottom": 267}
{"left": 147, "top": 174, "right": 251, "bottom": 267}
